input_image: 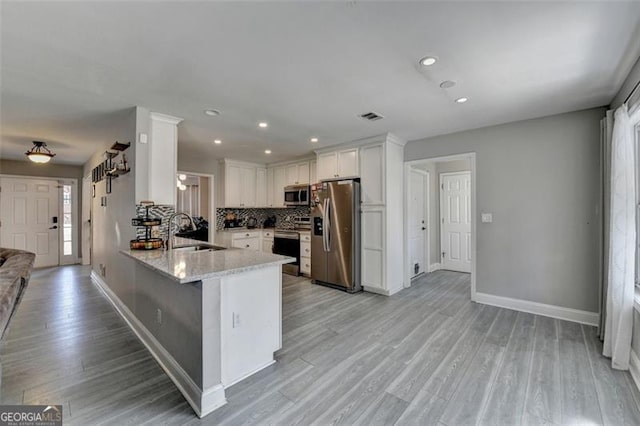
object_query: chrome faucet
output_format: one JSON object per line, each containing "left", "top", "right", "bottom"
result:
{"left": 165, "top": 212, "right": 196, "bottom": 250}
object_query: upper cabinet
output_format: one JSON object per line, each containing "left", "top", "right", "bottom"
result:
{"left": 284, "top": 162, "right": 310, "bottom": 186}
{"left": 316, "top": 148, "right": 359, "bottom": 181}
{"left": 218, "top": 160, "right": 263, "bottom": 208}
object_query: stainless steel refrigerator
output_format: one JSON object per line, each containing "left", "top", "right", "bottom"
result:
{"left": 311, "top": 179, "right": 361, "bottom": 293}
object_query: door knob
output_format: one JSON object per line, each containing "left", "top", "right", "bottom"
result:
{"left": 49, "top": 225, "right": 58, "bottom": 230}
{"left": 421, "top": 227, "right": 426, "bottom": 230}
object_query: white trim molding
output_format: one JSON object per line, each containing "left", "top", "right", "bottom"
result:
{"left": 429, "top": 263, "right": 441, "bottom": 272}
{"left": 90, "top": 271, "right": 227, "bottom": 418}
{"left": 475, "top": 291, "right": 600, "bottom": 326}
{"left": 630, "top": 350, "right": 640, "bottom": 393}
{"left": 363, "top": 285, "right": 402, "bottom": 296}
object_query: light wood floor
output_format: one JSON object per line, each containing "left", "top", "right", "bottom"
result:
{"left": 2, "top": 266, "right": 640, "bottom": 425}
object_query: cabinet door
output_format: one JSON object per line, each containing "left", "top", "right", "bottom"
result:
{"left": 285, "top": 164, "right": 298, "bottom": 186}
{"left": 262, "top": 239, "right": 273, "bottom": 253}
{"left": 337, "top": 148, "right": 359, "bottom": 177}
{"left": 309, "top": 160, "right": 317, "bottom": 184}
{"left": 241, "top": 167, "right": 257, "bottom": 207}
{"left": 256, "top": 168, "right": 267, "bottom": 207}
{"left": 317, "top": 152, "right": 338, "bottom": 180}
{"left": 225, "top": 165, "right": 243, "bottom": 207}
{"left": 273, "top": 166, "right": 286, "bottom": 207}
{"left": 297, "top": 162, "right": 310, "bottom": 184}
{"left": 266, "top": 168, "right": 274, "bottom": 207}
{"left": 360, "top": 144, "right": 384, "bottom": 205}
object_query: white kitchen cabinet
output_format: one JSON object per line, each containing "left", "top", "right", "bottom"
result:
{"left": 358, "top": 135, "right": 406, "bottom": 296}
{"left": 273, "top": 166, "right": 286, "bottom": 207}
{"left": 256, "top": 168, "right": 267, "bottom": 207}
{"left": 360, "top": 144, "right": 385, "bottom": 205}
{"left": 316, "top": 149, "right": 359, "bottom": 181}
{"left": 299, "top": 231, "right": 311, "bottom": 276}
{"left": 232, "top": 237, "right": 260, "bottom": 251}
{"left": 317, "top": 152, "right": 338, "bottom": 181}
{"left": 218, "top": 160, "right": 266, "bottom": 208}
{"left": 310, "top": 160, "right": 317, "bottom": 184}
{"left": 337, "top": 148, "right": 359, "bottom": 178}
{"left": 284, "top": 162, "right": 310, "bottom": 186}
{"left": 261, "top": 229, "right": 274, "bottom": 253}
{"left": 285, "top": 164, "right": 298, "bottom": 186}
{"left": 266, "top": 168, "right": 275, "bottom": 207}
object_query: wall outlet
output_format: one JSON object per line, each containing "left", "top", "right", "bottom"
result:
{"left": 481, "top": 213, "right": 493, "bottom": 223}
{"left": 232, "top": 312, "right": 241, "bottom": 328}
{"left": 100, "top": 264, "right": 106, "bottom": 277}
{"left": 156, "top": 308, "right": 162, "bottom": 324}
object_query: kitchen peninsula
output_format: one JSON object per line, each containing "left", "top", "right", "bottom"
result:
{"left": 110, "top": 238, "right": 295, "bottom": 418}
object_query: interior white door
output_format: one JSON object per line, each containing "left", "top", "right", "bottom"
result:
{"left": 440, "top": 172, "right": 471, "bottom": 273}
{"left": 0, "top": 177, "right": 60, "bottom": 267}
{"left": 409, "top": 169, "right": 428, "bottom": 277}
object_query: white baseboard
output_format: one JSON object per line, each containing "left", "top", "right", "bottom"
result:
{"left": 630, "top": 350, "right": 640, "bottom": 393}
{"left": 474, "top": 291, "right": 600, "bottom": 326}
{"left": 429, "top": 263, "right": 441, "bottom": 272}
{"left": 363, "top": 285, "right": 402, "bottom": 296}
{"left": 90, "top": 271, "right": 226, "bottom": 418}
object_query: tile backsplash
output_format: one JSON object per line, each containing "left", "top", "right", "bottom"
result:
{"left": 215, "top": 207, "right": 312, "bottom": 230}
{"left": 134, "top": 204, "right": 175, "bottom": 240}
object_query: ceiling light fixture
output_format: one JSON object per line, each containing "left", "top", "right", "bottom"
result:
{"left": 265, "top": 149, "right": 272, "bottom": 154}
{"left": 310, "top": 137, "right": 319, "bottom": 143}
{"left": 419, "top": 56, "right": 437, "bottom": 66}
{"left": 455, "top": 97, "right": 469, "bottom": 104}
{"left": 258, "top": 122, "right": 268, "bottom": 128}
{"left": 214, "top": 139, "right": 222, "bottom": 144}
{"left": 204, "top": 109, "right": 220, "bottom": 116}
{"left": 439, "top": 80, "right": 456, "bottom": 89}
{"left": 25, "top": 141, "right": 55, "bottom": 163}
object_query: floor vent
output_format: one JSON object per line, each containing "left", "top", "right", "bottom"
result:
{"left": 359, "top": 111, "right": 384, "bottom": 121}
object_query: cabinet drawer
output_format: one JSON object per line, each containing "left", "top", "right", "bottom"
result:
{"left": 300, "top": 241, "right": 311, "bottom": 257}
{"left": 299, "top": 232, "right": 311, "bottom": 242}
{"left": 262, "top": 230, "right": 274, "bottom": 239}
{"left": 232, "top": 231, "right": 260, "bottom": 240}
{"left": 300, "top": 256, "right": 311, "bottom": 275}
{"left": 232, "top": 237, "right": 260, "bottom": 251}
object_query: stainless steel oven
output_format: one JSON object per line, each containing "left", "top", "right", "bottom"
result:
{"left": 284, "top": 184, "right": 310, "bottom": 206}
{"left": 273, "top": 230, "right": 300, "bottom": 275}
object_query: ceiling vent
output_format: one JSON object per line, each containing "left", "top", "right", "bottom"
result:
{"left": 359, "top": 111, "right": 384, "bottom": 122}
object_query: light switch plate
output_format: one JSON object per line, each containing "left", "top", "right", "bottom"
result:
{"left": 139, "top": 133, "right": 148, "bottom": 144}
{"left": 481, "top": 213, "right": 493, "bottom": 223}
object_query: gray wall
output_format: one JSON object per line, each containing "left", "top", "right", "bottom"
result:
{"left": 405, "top": 107, "right": 604, "bottom": 313}
{"left": 1, "top": 159, "right": 84, "bottom": 260}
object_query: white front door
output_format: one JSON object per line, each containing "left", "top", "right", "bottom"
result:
{"left": 82, "top": 175, "right": 92, "bottom": 265}
{"left": 440, "top": 172, "right": 471, "bottom": 273}
{"left": 0, "top": 177, "right": 60, "bottom": 267}
{"left": 409, "top": 169, "right": 428, "bottom": 277}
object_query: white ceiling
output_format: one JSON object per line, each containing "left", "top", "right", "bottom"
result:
{"left": 2, "top": 1, "right": 640, "bottom": 166}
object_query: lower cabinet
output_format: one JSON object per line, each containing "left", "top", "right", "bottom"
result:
{"left": 262, "top": 230, "right": 274, "bottom": 253}
{"left": 232, "top": 237, "right": 260, "bottom": 251}
{"left": 299, "top": 232, "right": 311, "bottom": 276}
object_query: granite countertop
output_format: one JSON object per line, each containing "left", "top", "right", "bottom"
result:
{"left": 121, "top": 237, "right": 295, "bottom": 284}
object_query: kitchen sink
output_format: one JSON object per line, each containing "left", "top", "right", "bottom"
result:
{"left": 173, "top": 243, "right": 227, "bottom": 252}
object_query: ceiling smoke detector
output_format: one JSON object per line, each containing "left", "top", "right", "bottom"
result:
{"left": 204, "top": 109, "right": 220, "bottom": 116}
{"left": 439, "top": 80, "right": 456, "bottom": 89}
{"left": 359, "top": 111, "right": 384, "bottom": 122}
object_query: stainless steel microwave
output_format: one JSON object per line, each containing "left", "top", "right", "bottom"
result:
{"left": 284, "top": 184, "right": 310, "bottom": 206}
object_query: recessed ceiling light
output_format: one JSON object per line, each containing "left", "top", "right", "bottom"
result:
{"left": 214, "top": 139, "right": 222, "bottom": 144}
{"left": 265, "top": 149, "right": 272, "bottom": 154}
{"left": 420, "top": 56, "right": 437, "bottom": 66}
{"left": 455, "top": 97, "right": 469, "bottom": 104}
{"left": 439, "top": 80, "right": 456, "bottom": 89}
{"left": 310, "top": 137, "right": 319, "bottom": 143}
{"left": 204, "top": 109, "right": 220, "bottom": 116}
{"left": 258, "top": 122, "right": 268, "bottom": 128}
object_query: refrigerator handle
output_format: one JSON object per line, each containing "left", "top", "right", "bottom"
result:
{"left": 322, "top": 198, "right": 327, "bottom": 252}
{"left": 325, "top": 198, "right": 331, "bottom": 252}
